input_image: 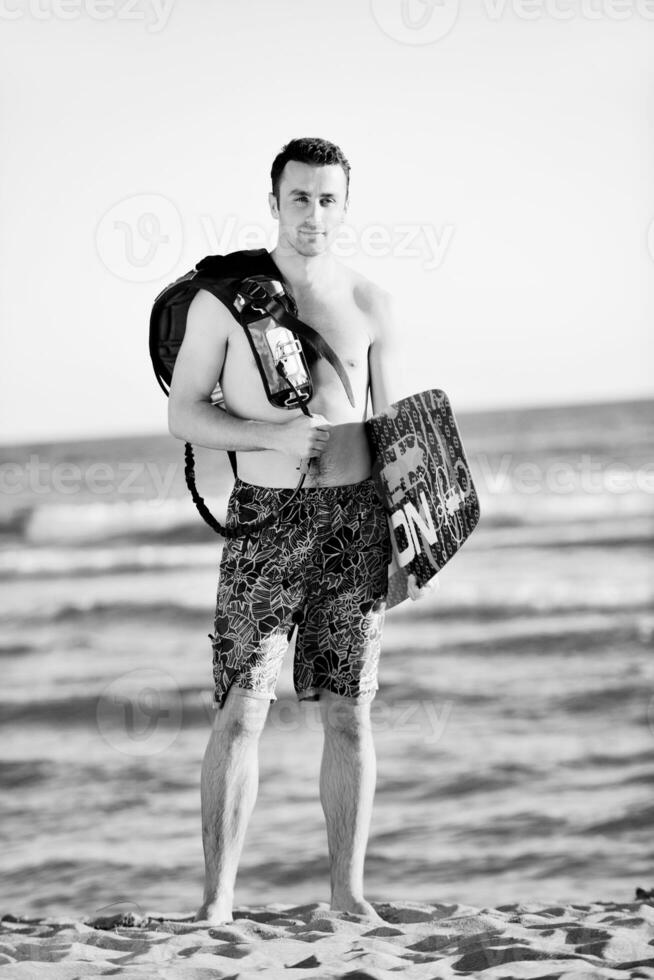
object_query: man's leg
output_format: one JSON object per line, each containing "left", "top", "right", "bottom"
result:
{"left": 318, "top": 692, "right": 383, "bottom": 921}
{"left": 195, "top": 686, "right": 271, "bottom": 925}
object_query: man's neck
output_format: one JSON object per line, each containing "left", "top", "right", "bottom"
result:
{"left": 270, "top": 244, "right": 337, "bottom": 293}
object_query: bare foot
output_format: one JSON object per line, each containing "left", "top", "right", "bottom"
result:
{"left": 330, "top": 894, "right": 384, "bottom": 923}
{"left": 194, "top": 901, "right": 234, "bottom": 926}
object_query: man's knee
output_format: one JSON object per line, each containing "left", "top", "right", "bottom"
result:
{"left": 213, "top": 685, "right": 271, "bottom": 736}
{"left": 319, "top": 691, "right": 373, "bottom": 738}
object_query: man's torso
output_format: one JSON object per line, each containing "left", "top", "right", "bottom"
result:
{"left": 219, "top": 262, "right": 380, "bottom": 487}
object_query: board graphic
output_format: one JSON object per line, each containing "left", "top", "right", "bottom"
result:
{"left": 365, "top": 388, "right": 481, "bottom": 609}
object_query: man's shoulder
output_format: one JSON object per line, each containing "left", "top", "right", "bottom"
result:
{"left": 346, "top": 268, "right": 396, "bottom": 341}
{"left": 188, "top": 287, "right": 237, "bottom": 337}
{"left": 346, "top": 265, "right": 392, "bottom": 307}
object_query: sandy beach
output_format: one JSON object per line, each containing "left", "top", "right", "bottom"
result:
{"left": 2, "top": 894, "right": 654, "bottom": 978}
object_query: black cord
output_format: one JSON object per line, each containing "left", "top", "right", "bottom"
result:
{"left": 183, "top": 379, "right": 312, "bottom": 538}
{"left": 182, "top": 357, "right": 315, "bottom": 540}
{"left": 184, "top": 443, "right": 285, "bottom": 539}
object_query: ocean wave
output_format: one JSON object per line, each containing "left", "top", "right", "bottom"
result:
{"left": 553, "top": 682, "right": 649, "bottom": 715}
{"left": 1, "top": 518, "right": 652, "bottom": 581}
{"left": 562, "top": 748, "right": 654, "bottom": 770}
{"left": 0, "top": 543, "right": 220, "bottom": 579}
{"left": 470, "top": 517, "right": 654, "bottom": 551}
{"left": 1, "top": 483, "right": 652, "bottom": 550}
{"left": 0, "top": 760, "right": 50, "bottom": 789}
{"left": 48, "top": 600, "right": 209, "bottom": 625}
{"left": 581, "top": 801, "right": 654, "bottom": 835}
{"left": 0, "top": 598, "right": 626, "bottom": 627}
{"left": 0, "top": 642, "right": 38, "bottom": 658}
{"left": 0, "top": 685, "right": 211, "bottom": 728}
{"left": 20, "top": 496, "right": 229, "bottom": 545}
{"left": 477, "top": 493, "right": 653, "bottom": 525}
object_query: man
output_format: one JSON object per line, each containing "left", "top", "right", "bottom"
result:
{"left": 168, "top": 137, "right": 432, "bottom": 926}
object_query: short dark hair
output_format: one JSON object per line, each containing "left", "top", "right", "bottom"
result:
{"left": 270, "top": 137, "right": 351, "bottom": 202}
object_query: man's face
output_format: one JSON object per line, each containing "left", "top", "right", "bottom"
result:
{"left": 269, "top": 160, "right": 348, "bottom": 257}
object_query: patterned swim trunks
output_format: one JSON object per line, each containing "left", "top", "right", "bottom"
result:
{"left": 209, "top": 477, "right": 392, "bottom": 710}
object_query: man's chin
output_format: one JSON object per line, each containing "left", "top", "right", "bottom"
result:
{"left": 275, "top": 234, "right": 331, "bottom": 258}
{"left": 294, "top": 238, "right": 328, "bottom": 256}
{"left": 296, "top": 235, "right": 328, "bottom": 253}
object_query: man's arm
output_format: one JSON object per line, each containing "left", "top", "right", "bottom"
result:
{"left": 367, "top": 287, "right": 407, "bottom": 417}
{"left": 366, "top": 284, "right": 437, "bottom": 602}
{"left": 168, "top": 289, "right": 330, "bottom": 460}
{"left": 167, "top": 289, "right": 276, "bottom": 451}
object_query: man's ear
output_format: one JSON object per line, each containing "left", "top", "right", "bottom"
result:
{"left": 268, "top": 192, "right": 279, "bottom": 219}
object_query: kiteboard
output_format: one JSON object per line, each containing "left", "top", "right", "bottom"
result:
{"left": 365, "top": 388, "right": 481, "bottom": 609}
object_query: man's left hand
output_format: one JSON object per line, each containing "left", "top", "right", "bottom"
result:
{"left": 407, "top": 573, "right": 440, "bottom": 602}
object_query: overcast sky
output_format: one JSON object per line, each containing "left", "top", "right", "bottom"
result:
{"left": 1, "top": 0, "right": 652, "bottom": 445}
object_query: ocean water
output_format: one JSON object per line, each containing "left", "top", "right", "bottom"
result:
{"left": 1, "top": 397, "right": 653, "bottom": 919}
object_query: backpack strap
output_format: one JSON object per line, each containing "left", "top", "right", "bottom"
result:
{"left": 234, "top": 278, "right": 355, "bottom": 408}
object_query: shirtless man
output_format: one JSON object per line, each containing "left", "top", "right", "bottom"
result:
{"left": 168, "top": 138, "right": 431, "bottom": 926}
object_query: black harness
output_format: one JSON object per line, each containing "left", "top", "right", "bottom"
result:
{"left": 149, "top": 249, "right": 355, "bottom": 538}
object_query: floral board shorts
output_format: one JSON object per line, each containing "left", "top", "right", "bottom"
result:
{"left": 209, "top": 477, "right": 392, "bottom": 710}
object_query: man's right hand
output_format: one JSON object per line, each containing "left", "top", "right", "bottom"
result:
{"left": 271, "top": 413, "right": 331, "bottom": 459}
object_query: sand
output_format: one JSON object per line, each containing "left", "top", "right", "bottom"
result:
{"left": 1, "top": 894, "right": 654, "bottom": 979}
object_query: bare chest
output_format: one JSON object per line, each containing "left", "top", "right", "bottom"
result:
{"left": 292, "top": 290, "right": 373, "bottom": 371}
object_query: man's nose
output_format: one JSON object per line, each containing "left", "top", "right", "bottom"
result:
{"left": 307, "top": 199, "right": 322, "bottom": 224}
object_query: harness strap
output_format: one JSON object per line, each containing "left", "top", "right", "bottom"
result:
{"left": 243, "top": 290, "right": 355, "bottom": 408}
